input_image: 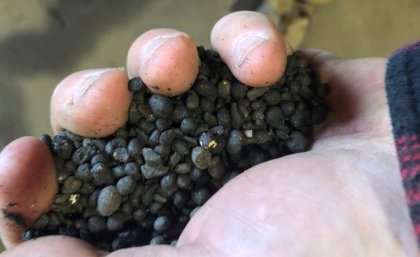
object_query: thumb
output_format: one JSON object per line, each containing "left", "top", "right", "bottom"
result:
{"left": 0, "top": 137, "right": 57, "bottom": 248}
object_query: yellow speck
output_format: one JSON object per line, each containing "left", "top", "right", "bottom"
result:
{"left": 69, "top": 194, "right": 80, "bottom": 205}
{"left": 208, "top": 140, "right": 218, "bottom": 148}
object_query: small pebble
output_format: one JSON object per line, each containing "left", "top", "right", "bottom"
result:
{"left": 186, "top": 93, "right": 199, "bottom": 109}
{"left": 75, "top": 163, "right": 91, "bottom": 181}
{"left": 155, "top": 118, "right": 172, "bottom": 130}
{"left": 174, "top": 163, "right": 191, "bottom": 174}
{"left": 153, "top": 216, "right": 171, "bottom": 233}
{"left": 62, "top": 176, "right": 82, "bottom": 194}
{"left": 265, "top": 106, "right": 284, "bottom": 128}
{"left": 263, "top": 89, "right": 281, "bottom": 105}
{"left": 231, "top": 81, "right": 248, "bottom": 99}
{"left": 173, "top": 191, "right": 189, "bottom": 208}
{"left": 230, "top": 103, "right": 245, "bottom": 129}
{"left": 150, "top": 235, "right": 165, "bottom": 245}
{"left": 190, "top": 167, "right": 208, "bottom": 183}
{"left": 72, "top": 146, "right": 96, "bottom": 165}
{"left": 180, "top": 118, "right": 197, "bottom": 135}
{"left": 216, "top": 108, "right": 231, "bottom": 127}
{"left": 195, "top": 79, "right": 217, "bottom": 100}
{"left": 149, "top": 95, "right": 173, "bottom": 118}
{"left": 199, "top": 97, "right": 215, "bottom": 113}
{"left": 159, "top": 129, "right": 180, "bottom": 145}
{"left": 123, "top": 162, "right": 141, "bottom": 180}
{"left": 142, "top": 148, "right": 162, "bottom": 164}
{"left": 133, "top": 209, "right": 146, "bottom": 222}
{"left": 191, "top": 146, "right": 212, "bottom": 169}
{"left": 141, "top": 163, "right": 169, "bottom": 179}
{"left": 172, "top": 105, "right": 190, "bottom": 123}
{"left": 116, "top": 176, "right": 136, "bottom": 195}
{"left": 176, "top": 174, "right": 191, "bottom": 189}
{"left": 160, "top": 173, "right": 177, "bottom": 189}
{"left": 91, "top": 163, "right": 114, "bottom": 186}
{"left": 217, "top": 80, "right": 231, "bottom": 98}
{"left": 227, "top": 130, "right": 244, "bottom": 155}
{"left": 127, "top": 138, "right": 146, "bottom": 158}
{"left": 128, "top": 77, "right": 144, "bottom": 92}
{"left": 154, "top": 145, "right": 170, "bottom": 161}
{"left": 286, "top": 131, "right": 309, "bottom": 153}
{"left": 172, "top": 139, "right": 190, "bottom": 156}
{"left": 97, "top": 186, "right": 122, "bottom": 216}
{"left": 88, "top": 216, "right": 106, "bottom": 233}
{"left": 107, "top": 212, "right": 125, "bottom": 231}
{"left": 113, "top": 148, "right": 130, "bottom": 162}
{"left": 192, "top": 188, "right": 211, "bottom": 205}
{"left": 247, "top": 87, "right": 269, "bottom": 101}
{"left": 91, "top": 153, "right": 108, "bottom": 166}
{"left": 52, "top": 136, "right": 74, "bottom": 159}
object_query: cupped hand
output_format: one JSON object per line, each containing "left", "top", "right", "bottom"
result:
{"left": 0, "top": 11, "right": 418, "bottom": 257}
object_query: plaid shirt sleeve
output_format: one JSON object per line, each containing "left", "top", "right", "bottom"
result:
{"left": 385, "top": 41, "right": 420, "bottom": 244}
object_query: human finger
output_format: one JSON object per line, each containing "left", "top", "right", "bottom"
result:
{"left": 126, "top": 28, "right": 200, "bottom": 96}
{"left": 50, "top": 68, "right": 132, "bottom": 137}
{"left": 0, "top": 236, "right": 102, "bottom": 257}
{"left": 0, "top": 137, "right": 57, "bottom": 248}
{"left": 211, "top": 11, "right": 288, "bottom": 87}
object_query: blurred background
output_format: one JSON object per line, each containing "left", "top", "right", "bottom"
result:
{"left": 1, "top": 0, "right": 420, "bottom": 149}
{"left": 0, "top": 0, "right": 419, "bottom": 251}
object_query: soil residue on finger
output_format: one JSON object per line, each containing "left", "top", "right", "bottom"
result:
{"left": 3, "top": 209, "right": 26, "bottom": 228}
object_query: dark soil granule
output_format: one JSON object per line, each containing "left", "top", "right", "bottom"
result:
{"left": 23, "top": 48, "right": 329, "bottom": 251}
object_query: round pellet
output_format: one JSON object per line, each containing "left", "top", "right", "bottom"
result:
{"left": 265, "top": 106, "right": 284, "bottom": 128}
{"left": 75, "top": 163, "right": 91, "bottom": 181}
{"left": 91, "top": 153, "right": 108, "bottom": 166}
{"left": 116, "top": 176, "right": 136, "bottom": 195}
{"left": 176, "top": 174, "right": 191, "bottom": 189}
{"left": 155, "top": 118, "right": 172, "bottom": 130}
{"left": 142, "top": 148, "right": 162, "bottom": 164}
{"left": 124, "top": 162, "right": 141, "bottom": 180}
{"left": 153, "top": 216, "right": 171, "bottom": 233}
{"left": 186, "top": 93, "right": 199, "bottom": 109}
{"left": 127, "top": 138, "right": 144, "bottom": 158}
{"left": 173, "top": 191, "right": 189, "bottom": 208}
{"left": 133, "top": 208, "right": 146, "bottom": 222}
{"left": 149, "top": 95, "right": 173, "bottom": 118}
{"left": 232, "top": 81, "right": 248, "bottom": 99}
{"left": 191, "top": 146, "right": 212, "bottom": 169}
{"left": 88, "top": 215, "right": 106, "bottom": 233}
{"left": 107, "top": 212, "right": 125, "bottom": 231}
{"left": 180, "top": 118, "right": 197, "bottom": 134}
{"left": 91, "top": 163, "right": 114, "bottom": 186}
{"left": 286, "top": 131, "right": 309, "bottom": 153}
{"left": 97, "top": 186, "right": 122, "bottom": 216}
{"left": 174, "top": 163, "right": 191, "bottom": 174}
{"left": 217, "top": 80, "right": 231, "bottom": 98}
{"left": 192, "top": 188, "right": 210, "bottom": 205}
{"left": 150, "top": 235, "right": 165, "bottom": 245}
{"left": 113, "top": 147, "right": 130, "bottom": 162}
{"left": 62, "top": 176, "right": 82, "bottom": 194}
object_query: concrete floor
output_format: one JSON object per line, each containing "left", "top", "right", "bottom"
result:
{"left": 0, "top": 0, "right": 419, "bottom": 250}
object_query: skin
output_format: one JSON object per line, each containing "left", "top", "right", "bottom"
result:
{"left": 51, "top": 68, "right": 132, "bottom": 137}
{"left": 0, "top": 11, "right": 418, "bottom": 257}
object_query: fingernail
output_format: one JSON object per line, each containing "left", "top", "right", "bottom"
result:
{"left": 141, "top": 32, "right": 186, "bottom": 67}
{"left": 72, "top": 68, "right": 121, "bottom": 105}
{"left": 234, "top": 33, "right": 268, "bottom": 67}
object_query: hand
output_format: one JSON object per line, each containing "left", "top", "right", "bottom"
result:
{"left": 0, "top": 11, "right": 417, "bottom": 257}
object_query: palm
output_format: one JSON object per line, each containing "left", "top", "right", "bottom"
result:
{"left": 174, "top": 58, "right": 417, "bottom": 256}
